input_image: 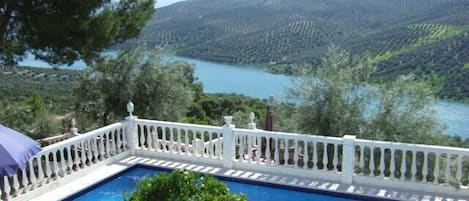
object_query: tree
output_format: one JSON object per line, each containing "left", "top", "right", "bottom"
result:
{"left": 125, "top": 170, "right": 246, "bottom": 201}
{"left": 73, "top": 45, "right": 198, "bottom": 128}
{"left": 287, "top": 46, "right": 372, "bottom": 137}
{"left": 0, "top": 0, "right": 155, "bottom": 67}
{"left": 0, "top": 93, "right": 60, "bottom": 139}
{"left": 286, "top": 46, "right": 446, "bottom": 144}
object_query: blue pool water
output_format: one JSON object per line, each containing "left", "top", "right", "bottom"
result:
{"left": 65, "top": 166, "right": 368, "bottom": 201}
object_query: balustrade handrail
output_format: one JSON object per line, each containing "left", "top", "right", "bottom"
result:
{"left": 234, "top": 128, "right": 343, "bottom": 141}
{"left": 135, "top": 119, "right": 222, "bottom": 132}
{"left": 39, "top": 122, "right": 127, "bottom": 154}
{"left": 355, "top": 138, "right": 469, "bottom": 154}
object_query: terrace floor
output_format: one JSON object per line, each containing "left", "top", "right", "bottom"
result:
{"left": 29, "top": 156, "right": 468, "bottom": 201}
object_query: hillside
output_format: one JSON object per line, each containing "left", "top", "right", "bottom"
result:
{"left": 133, "top": 0, "right": 469, "bottom": 99}
{"left": 0, "top": 67, "right": 79, "bottom": 112}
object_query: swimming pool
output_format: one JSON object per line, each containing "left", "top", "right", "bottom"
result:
{"left": 63, "top": 165, "right": 389, "bottom": 201}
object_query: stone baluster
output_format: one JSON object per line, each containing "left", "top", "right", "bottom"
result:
{"left": 44, "top": 154, "right": 52, "bottom": 181}
{"left": 59, "top": 148, "right": 66, "bottom": 177}
{"left": 266, "top": 136, "right": 271, "bottom": 165}
{"left": 99, "top": 135, "right": 105, "bottom": 160}
{"left": 153, "top": 128, "right": 159, "bottom": 152}
{"left": 379, "top": 148, "right": 385, "bottom": 177}
{"left": 294, "top": 140, "right": 299, "bottom": 168}
{"left": 238, "top": 135, "right": 244, "bottom": 161}
{"left": 312, "top": 142, "right": 318, "bottom": 170}
{"left": 359, "top": 146, "right": 365, "bottom": 175}
{"left": 0, "top": 179, "right": 3, "bottom": 200}
{"left": 74, "top": 143, "right": 80, "bottom": 170}
{"left": 303, "top": 141, "right": 308, "bottom": 169}
{"left": 389, "top": 149, "right": 395, "bottom": 179}
{"left": 52, "top": 151, "right": 59, "bottom": 179}
{"left": 37, "top": 156, "right": 44, "bottom": 187}
{"left": 105, "top": 133, "right": 111, "bottom": 156}
{"left": 422, "top": 151, "right": 428, "bottom": 182}
{"left": 163, "top": 128, "right": 168, "bottom": 152}
{"left": 139, "top": 127, "right": 145, "bottom": 150}
{"left": 322, "top": 143, "right": 328, "bottom": 171}
{"left": 116, "top": 130, "right": 122, "bottom": 153}
{"left": 3, "top": 176, "right": 11, "bottom": 200}
{"left": 434, "top": 152, "right": 440, "bottom": 184}
{"left": 247, "top": 135, "right": 252, "bottom": 163}
{"left": 411, "top": 151, "right": 417, "bottom": 181}
{"left": 111, "top": 132, "right": 117, "bottom": 155}
{"left": 256, "top": 136, "right": 261, "bottom": 164}
{"left": 401, "top": 150, "right": 407, "bottom": 180}
{"left": 147, "top": 128, "right": 153, "bottom": 151}
{"left": 28, "top": 158, "right": 36, "bottom": 190}
{"left": 169, "top": 128, "right": 174, "bottom": 154}
{"left": 456, "top": 155, "right": 463, "bottom": 184}
{"left": 21, "top": 167, "right": 29, "bottom": 193}
{"left": 370, "top": 147, "right": 375, "bottom": 176}
{"left": 333, "top": 143, "right": 339, "bottom": 172}
{"left": 86, "top": 139, "right": 93, "bottom": 164}
{"left": 80, "top": 141, "right": 87, "bottom": 168}
{"left": 66, "top": 146, "right": 73, "bottom": 173}
{"left": 185, "top": 131, "right": 189, "bottom": 156}
{"left": 12, "top": 174, "right": 19, "bottom": 196}
{"left": 217, "top": 132, "right": 222, "bottom": 159}
{"left": 122, "top": 129, "right": 128, "bottom": 151}
{"left": 444, "top": 153, "right": 451, "bottom": 184}
{"left": 92, "top": 138, "right": 99, "bottom": 163}
{"left": 177, "top": 129, "right": 182, "bottom": 154}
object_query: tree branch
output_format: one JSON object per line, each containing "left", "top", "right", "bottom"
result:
{"left": 0, "top": 3, "right": 13, "bottom": 53}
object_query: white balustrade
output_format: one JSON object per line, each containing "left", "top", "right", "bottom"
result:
{"left": 2, "top": 113, "right": 469, "bottom": 201}
{"left": 0, "top": 122, "right": 128, "bottom": 200}
{"left": 354, "top": 139, "right": 469, "bottom": 187}
{"left": 134, "top": 119, "right": 224, "bottom": 164}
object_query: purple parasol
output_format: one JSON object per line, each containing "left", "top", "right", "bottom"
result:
{"left": 0, "top": 124, "right": 42, "bottom": 176}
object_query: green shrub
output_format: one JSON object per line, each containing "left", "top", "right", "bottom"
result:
{"left": 125, "top": 170, "right": 246, "bottom": 201}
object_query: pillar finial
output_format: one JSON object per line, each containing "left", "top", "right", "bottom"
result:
{"left": 70, "top": 118, "right": 78, "bottom": 135}
{"left": 127, "top": 101, "right": 134, "bottom": 117}
{"left": 224, "top": 116, "right": 233, "bottom": 126}
{"left": 248, "top": 112, "right": 256, "bottom": 129}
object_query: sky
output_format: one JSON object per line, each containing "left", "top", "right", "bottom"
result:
{"left": 155, "top": 0, "right": 188, "bottom": 8}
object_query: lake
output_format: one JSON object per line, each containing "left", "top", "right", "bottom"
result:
{"left": 18, "top": 54, "right": 469, "bottom": 138}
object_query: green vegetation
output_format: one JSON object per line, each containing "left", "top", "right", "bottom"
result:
{"left": 283, "top": 47, "right": 447, "bottom": 145}
{"left": 133, "top": 0, "right": 469, "bottom": 100}
{"left": 0, "top": 93, "right": 61, "bottom": 139}
{"left": 73, "top": 45, "right": 199, "bottom": 128}
{"left": 125, "top": 170, "right": 246, "bottom": 201}
{"left": 0, "top": 0, "right": 155, "bottom": 66}
{"left": 0, "top": 66, "right": 78, "bottom": 113}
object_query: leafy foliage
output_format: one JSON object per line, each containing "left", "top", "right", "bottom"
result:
{"left": 285, "top": 47, "right": 446, "bottom": 144}
{"left": 0, "top": 0, "right": 155, "bottom": 67}
{"left": 125, "top": 170, "right": 246, "bottom": 201}
{"left": 73, "top": 45, "right": 198, "bottom": 128}
{"left": 0, "top": 93, "right": 60, "bottom": 139}
{"left": 0, "top": 66, "right": 77, "bottom": 113}
{"left": 186, "top": 94, "right": 266, "bottom": 127}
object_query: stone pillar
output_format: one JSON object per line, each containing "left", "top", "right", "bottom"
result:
{"left": 125, "top": 101, "right": 138, "bottom": 155}
{"left": 222, "top": 116, "right": 235, "bottom": 169}
{"left": 341, "top": 135, "right": 356, "bottom": 184}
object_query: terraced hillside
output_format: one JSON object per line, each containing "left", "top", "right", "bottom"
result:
{"left": 0, "top": 67, "right": 79, "bottom": 112}
{"left": 132, "top": 0, "right": 469, "bottom": 99}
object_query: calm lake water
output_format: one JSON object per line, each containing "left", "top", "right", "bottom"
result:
{"left": 18, "top": 54, "right": 469, "bottom": 138}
